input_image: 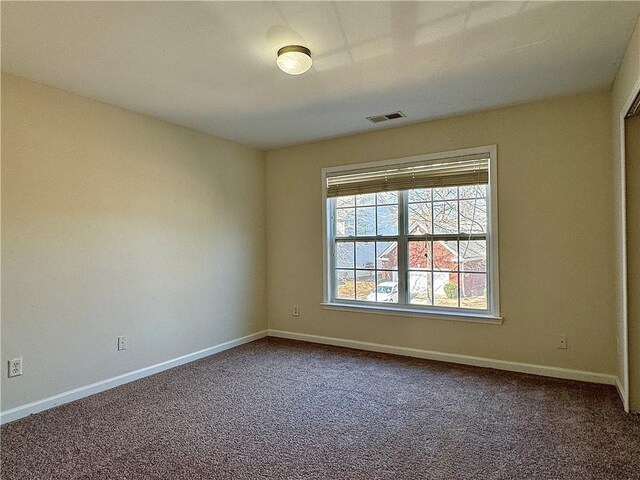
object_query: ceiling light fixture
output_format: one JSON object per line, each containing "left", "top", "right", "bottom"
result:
{"left": 277, "top": 45, "right": 312, "bottom": 75}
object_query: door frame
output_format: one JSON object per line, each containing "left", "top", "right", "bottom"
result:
{"left": 619, "top": 78, "right": 640, "bottom": 412}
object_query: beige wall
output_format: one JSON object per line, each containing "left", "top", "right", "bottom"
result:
{"left": 625, "top": 115, "right": 640, "bottom": 411}
{"left": 266, "top": 91, "right": 617, "bottom": 376}
{"left": 612, "top": 16, "right": 640, "bottom": 411}
{"left": 1, "top": 74, "right": 267, "bottom": 411}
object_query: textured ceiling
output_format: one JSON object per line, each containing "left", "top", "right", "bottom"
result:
{"left": 2, "top": 1, "right": 639, "bottom": 149}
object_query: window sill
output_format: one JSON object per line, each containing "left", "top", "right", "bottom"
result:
{"left": 320, "top": 302, "right": 503, "bottom": 325}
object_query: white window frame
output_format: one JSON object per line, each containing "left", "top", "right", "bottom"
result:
{"left": 321, "top": 145, "right": 502, "bottom": 324}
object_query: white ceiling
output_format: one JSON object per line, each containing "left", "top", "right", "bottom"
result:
{"left": 2, "top": 1, "right": 639, "bottom": 149}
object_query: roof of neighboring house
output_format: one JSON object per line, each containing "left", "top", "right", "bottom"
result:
{"left": 442, "top": 240, "right": 485, "bottom": 262}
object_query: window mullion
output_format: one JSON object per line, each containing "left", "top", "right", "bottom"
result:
{"left": 398, "top": 190, "right": 408, "bottom": 305}
{"left": 457, "top": 188, "right": 461, "bottom": 308}
{"left": 329, "top": 198, "right": 337, "bottom": 301}
{"left": 430, "top": 198, "right": 435, "bottom": 305}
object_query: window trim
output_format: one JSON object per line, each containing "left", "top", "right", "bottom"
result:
{"left": 321, "top": 145, "right": 501, "bottom": 323}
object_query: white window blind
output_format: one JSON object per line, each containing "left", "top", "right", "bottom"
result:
{"left": 326, "top": 153, "right": 489, "bottom": 198}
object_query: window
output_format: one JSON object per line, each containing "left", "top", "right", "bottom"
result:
{"left": 322, "top": 146, "right": 500, "bottom": 322}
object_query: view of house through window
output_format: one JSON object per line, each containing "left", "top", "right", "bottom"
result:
{"left": 325, "top": 149, "right": 497, "bottom": 315}
{"left": 335, "top": 191, "right": 400, "bottom": 303}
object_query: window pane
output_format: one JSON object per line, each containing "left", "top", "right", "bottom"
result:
{"left": 459, "top": 240, "right": 486, "bottom": 272}
{"left": 434, "top": 241, "right": 458, "bottom": 271}
{"left": 376, "top": 241, "right": 398, "bottom": 270}
{"left": 460, "top": 184, "right": 486, "bottom": 199}
{"left": 336, "top": 195, "right": 355, "bottom": 207}
{"left": 336, "top": 208, "right": 355, "bottom": 236}
{"left": 433, "top": 187, "right": 458, "bottom": 201}
{"left": 408, "top": 188, "right": 431, "bottom": 203}
{"left": 376, "top": 272, "right": 399, "bottom": 303}
{"left": 356, "top": 270, "right": 376, "bottom": 301}
{"left": 434, "top": 272, "right": 458, "bottom": 307}
{"left": 459, "top": 198, "right": 487, "bottom": 234}
{"left": 376, "top": 191, "right": 398, "bottom": 205}
{"left": 407, "top": 203, "right": 432, "bottom": 234}
{"left": 409, "top": 271, "right": 432, "bottom": 305}
{"left": 460, "top": 273, "right": 487, "bottom": 309}
{"left": 377, "top": 205, "right": 398, "bottom": 235}
{"left": 356, "top": 193, "right": 376, "bottom": 206}
{"left": 336, "top": 270, "right": 355, "bottom": 300}
{"left": 355, "top": 242, "right": 375, "bottom": 269}
{"left": 335, "top": 241, "right": 354, "bottom": 268}
{"left": 356, "top": 207, "right": 375, "bottom": 236}
{"left": 409, "top": 240, "right": 431, "bottom": 270}
{"left": 433, "top": 201, "right": 458, "bottom": 234}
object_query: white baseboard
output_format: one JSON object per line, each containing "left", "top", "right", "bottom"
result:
{"left": 0, "top": 330, "right": 268, "bottom": 425}
{"left": 615, "top": 376, "right": 629, "bottom": 412}
{"left": 268, "top": 329, "right": 620, "bottom": 387}
{"left": 1, "top": 328, "right": 625, "bottom": 425}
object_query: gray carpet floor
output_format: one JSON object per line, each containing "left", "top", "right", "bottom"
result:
{"left": 2, "top": 337, "right": 640, "bottom": 479}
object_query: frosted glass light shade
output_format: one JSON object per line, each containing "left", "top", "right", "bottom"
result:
{"left": 277, "top": 45, "right": 312, "bottom": 75}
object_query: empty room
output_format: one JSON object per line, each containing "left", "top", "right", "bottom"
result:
{"left": 2, "top": 1, "right": 640, "bottom": 478}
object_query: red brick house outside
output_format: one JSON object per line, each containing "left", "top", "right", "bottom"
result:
{"left": 377, "top": 222, "right": 486, "bottom": 298}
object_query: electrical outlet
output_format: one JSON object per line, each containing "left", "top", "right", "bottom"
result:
{"left": 556, "top": 334, "right": 568, "bottom": 350}
{"left": 8, "top": 358, "right": 22, "bottom": 378}
{"left": 117, "top": 336, "right": 128, "bottom": 351}
{"left": 293, "top": 306, "right": 300, "bottom": 317}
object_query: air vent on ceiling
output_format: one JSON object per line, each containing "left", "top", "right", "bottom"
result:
{"left": 366, "top": 111, "right": 406, "bottom": 123}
